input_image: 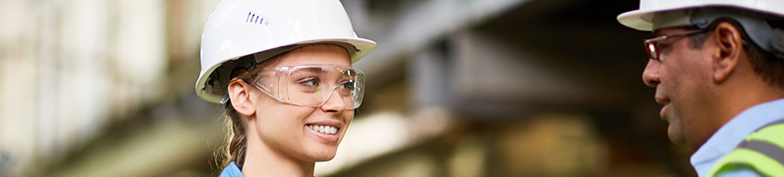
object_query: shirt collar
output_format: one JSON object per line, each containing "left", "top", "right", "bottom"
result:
{"left": 220, "top": 162, "right": 245, "bottom": 177}
{"left": 690, "top": 98, "right": 784, "bottom": 177}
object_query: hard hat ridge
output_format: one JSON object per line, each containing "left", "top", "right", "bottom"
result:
{"left": 685, "top": 7, "right": 784, "bottom": 59}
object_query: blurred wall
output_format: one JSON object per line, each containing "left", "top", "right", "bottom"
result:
{"left": 0, "top": 0, "right": 219, "bottom": 176}
{"left": 322, "top": 0, "right": 696, "bottom": 176}
{"left": 0, "top": 0, "right": 699, "bottom": 176}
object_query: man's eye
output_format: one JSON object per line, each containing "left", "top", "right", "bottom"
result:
{"left": 656, "top": 43, "right": 672, "bottom": 51}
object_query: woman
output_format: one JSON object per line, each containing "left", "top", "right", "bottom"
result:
{"left": 195, "top": 0, "right": 376, "bottom": 176}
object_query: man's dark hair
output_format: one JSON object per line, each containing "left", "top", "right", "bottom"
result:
{"left": 688, "top": 18, "right": 784, "bottom": 89}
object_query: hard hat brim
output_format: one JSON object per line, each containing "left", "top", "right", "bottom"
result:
{"left": 195, "top": 37, "right": 377, "bottom": 103}
{"left": 617, "top": 6, "right": 698, "bottom": 31}
{"left": 618, "top": 10, "right": 655, "bottom": 31}
{"left": 618, "top": 3, "right": 784, "bottom": 31}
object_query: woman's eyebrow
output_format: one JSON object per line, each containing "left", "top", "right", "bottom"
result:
{"left": 300, "top": 67, "right": 325, "bottom": 73}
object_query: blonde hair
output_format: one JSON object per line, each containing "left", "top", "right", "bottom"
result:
{"left": 218, "top": 54, "right": 280, "bottom": 168}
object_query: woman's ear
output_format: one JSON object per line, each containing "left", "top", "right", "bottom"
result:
{"left": 227, "top": 79, "right": 257, "bottom": 116}
{"left": 711, "top": 22, "right": 743, "bottom": 82}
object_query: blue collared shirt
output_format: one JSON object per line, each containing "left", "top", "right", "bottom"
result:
{"left": 220, "top": 162, "right": 245, "bottom": 177}
{"left": 690, "top": 98, "right": 784, "bottom": 177}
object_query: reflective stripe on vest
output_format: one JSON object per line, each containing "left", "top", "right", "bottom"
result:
{"left": 708, "top": 119, "right": 784, "bottom": 177}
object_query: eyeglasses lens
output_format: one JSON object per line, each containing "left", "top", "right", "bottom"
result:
{"left": 646, "top": 42, "right": 658, "bottom": 60}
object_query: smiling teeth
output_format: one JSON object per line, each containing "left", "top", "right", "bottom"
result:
{"left": 308, "top": 125, "right": 338, "bottom": 135}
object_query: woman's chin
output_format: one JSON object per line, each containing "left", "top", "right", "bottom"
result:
{"left": 315, "top": 156, "right": 336, "bottom": 162}
{"left": 311, "top": 152, "right": 337, "bottom": 162}
{"left": 305, "top": 146, "right": 338, "bottom": 161}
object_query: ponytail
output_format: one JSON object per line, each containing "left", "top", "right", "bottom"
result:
{"left": 217, "top": 54, "right": 281, "bottom": 169}
{"left": 223, "top": 102, "right": 248, "bottom": 167}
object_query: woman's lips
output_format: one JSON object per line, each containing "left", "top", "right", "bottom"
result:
{"left": 306, "top": 125, "right": 340, "bottom": 142}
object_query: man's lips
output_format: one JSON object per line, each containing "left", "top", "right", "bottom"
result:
{"left": 660, "top": 104, "right": 670, "bottom": 121}
{"left": 655, "top": 96, "right": 671, "bottom": 121}
{"left": 654, "top": 96, "right": 670, "bottom": 106}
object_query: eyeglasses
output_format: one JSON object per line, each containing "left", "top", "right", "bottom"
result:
{"left": 644, "top": 29, "right": 707, "bottom": 61}
{"left": 252, "top": 65, "right": 365, "bottom": 109}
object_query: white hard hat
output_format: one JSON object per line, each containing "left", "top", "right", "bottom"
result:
{"left": 617, "top": 0, "right": 784, "bottom": 59}
{"left": 617, "top": 0, "right": 784, "bottom": 31}
{"left": 196, "top": 0, "right": 377, "bottom": 103}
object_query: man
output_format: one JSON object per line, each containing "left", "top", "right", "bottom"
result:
{"left": 616, "top": 0, "right": 784, "bottom": 176}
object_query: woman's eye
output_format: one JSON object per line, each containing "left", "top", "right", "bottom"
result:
{"left": 299, "top": 78, "right": 319, "bottom": 87}
{"left": 340, "top": 80, "right": 355, "bottom": 90}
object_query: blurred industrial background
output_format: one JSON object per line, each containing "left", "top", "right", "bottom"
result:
{"left": 0, "top": 0, "right": 697, "bottom": 176}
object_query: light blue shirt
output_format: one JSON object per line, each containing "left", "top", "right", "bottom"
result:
{"left": 690, "top": 98, "right": 784, "bottom": 177}
{"left": 220, "top": 162, "right": 245, "bottom": 177}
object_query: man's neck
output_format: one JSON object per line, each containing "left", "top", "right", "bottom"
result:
{"left": 713, "top": 66, "right": 784, "bottom": 131}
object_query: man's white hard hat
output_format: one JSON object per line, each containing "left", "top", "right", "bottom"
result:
{"left": 617, "top": 0, "right": 784, "bottom": 31}
{"left": 196, "top": 0, "right": 376, "bottom": 103}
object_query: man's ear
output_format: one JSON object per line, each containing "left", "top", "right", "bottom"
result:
{"left": 227, "top": 79, "right": 257, "bottom": 116}
{"left": 711, "top": 22, "right": 744, "bottom": 82}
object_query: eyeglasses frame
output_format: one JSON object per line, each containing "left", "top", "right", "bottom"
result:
{"left": 643, "top": 29, "right": 708, "bottom": 61}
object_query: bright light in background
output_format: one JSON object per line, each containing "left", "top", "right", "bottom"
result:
{"left": 315, "top": 112, "right": 412, "bottom": 175}
{"left": 315, "top": 108, "right": 453, "bottom": 176}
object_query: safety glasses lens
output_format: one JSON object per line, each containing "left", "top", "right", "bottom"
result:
{"left": 277, "top": 65, "right": 364, "bottom": 109}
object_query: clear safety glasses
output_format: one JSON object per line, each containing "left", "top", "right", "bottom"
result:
{"left": 644, "top": 29, "right": 707, "bottom": 61}
{"left": 252, "top": 65, "right": 365, "bottom": 109}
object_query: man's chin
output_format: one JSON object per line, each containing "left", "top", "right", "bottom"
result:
{"left": 667, "top": 126, "right": 687, "bottom": 146}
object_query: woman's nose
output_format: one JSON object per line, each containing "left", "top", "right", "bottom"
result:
{"left": 320, "top": 87, "right": 347, "bottom": 112}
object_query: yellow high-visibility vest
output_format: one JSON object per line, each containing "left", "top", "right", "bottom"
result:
{"left": 707, "top": 120, "right": 784, "bottom": 176}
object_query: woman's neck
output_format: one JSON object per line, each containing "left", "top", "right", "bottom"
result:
{"left": 241, "top": 132, "right": 314, "bottom": 177}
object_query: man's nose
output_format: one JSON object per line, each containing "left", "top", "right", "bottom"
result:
{"left": 642, "top": 59, "right": 661, "bottom": 87}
